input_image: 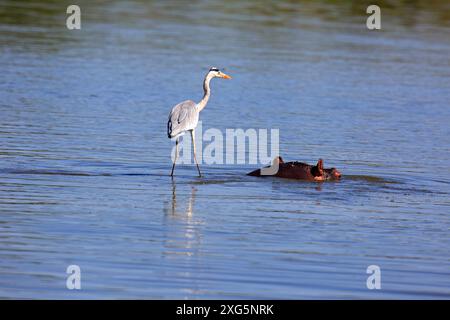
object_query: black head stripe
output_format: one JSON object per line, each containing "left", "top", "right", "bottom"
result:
{"left": 210, "top": 67, "right": 220, "bottom": 72}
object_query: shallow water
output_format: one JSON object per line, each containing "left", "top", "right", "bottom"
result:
{"left": 0, "top": 0, "right": 449, "bottom": 299}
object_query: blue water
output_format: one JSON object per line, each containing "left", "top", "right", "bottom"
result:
{"left": 0, "top": 1, "right": 449, "bottom": 299}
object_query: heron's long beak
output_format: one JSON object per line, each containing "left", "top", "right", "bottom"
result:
{"left": 220, "top": 72, "right": 232, "bottom": 79}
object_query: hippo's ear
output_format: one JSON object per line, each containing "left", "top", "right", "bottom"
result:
{"left": 316, "top": 159, "right": 324, "bottom": 173}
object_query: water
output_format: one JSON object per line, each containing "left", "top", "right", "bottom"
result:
{"left": 0, "top": 0, "right": 449, "bottom": 299}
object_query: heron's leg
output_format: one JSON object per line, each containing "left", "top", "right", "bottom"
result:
{"left": 191, "top": 130, "right": 202, "bottom": 177}
{"left": 170, "top": 138, "right": 179, "bottom": 177}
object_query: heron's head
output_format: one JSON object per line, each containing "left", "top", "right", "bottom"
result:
{"left": 208, "top": 67, "right": 232, "bottom": 79}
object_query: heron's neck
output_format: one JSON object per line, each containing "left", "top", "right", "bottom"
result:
{"left": 197, "top": 74, "right": 213, "bottom": 112}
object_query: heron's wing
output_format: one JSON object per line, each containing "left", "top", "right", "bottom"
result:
{"left": 167, "top": 100, "right": 198, "bottom": 138}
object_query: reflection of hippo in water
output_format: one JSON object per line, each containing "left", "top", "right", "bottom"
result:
{"left": 247, "top": 156, "right": 341, "bottom": 181}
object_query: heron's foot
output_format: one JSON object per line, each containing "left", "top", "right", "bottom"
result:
{"left": 195, "top": 165, "right": 202, "bottom": 178}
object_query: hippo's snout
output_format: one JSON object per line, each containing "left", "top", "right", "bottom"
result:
{"left": 332, "top": 169, "right": 342, "bottom": 179}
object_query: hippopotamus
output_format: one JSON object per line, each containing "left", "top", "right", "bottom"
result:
{"left": 247, "top": 156, "right": 341, "bottom": 181}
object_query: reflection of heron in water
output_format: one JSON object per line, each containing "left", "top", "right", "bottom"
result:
{"left": 161, "top": 182, "right": 203, "bottom": 296}
{"left": 163, "top": 181, "right": 202, "bottom": 245}
{"left": 169, "top": 181, "right": 197, "bottom": 218}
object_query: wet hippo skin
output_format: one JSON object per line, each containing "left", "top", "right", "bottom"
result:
{"left": 247, "top": 156, "right": 341, "bottom": 181}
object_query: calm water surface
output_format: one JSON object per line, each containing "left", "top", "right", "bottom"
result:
{"left": 0, "top": 1, "right": 449, "bottom": 299}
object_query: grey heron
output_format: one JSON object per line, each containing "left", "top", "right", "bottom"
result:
{"left": 167, "top": 67, "right": 231, "bottom": 177}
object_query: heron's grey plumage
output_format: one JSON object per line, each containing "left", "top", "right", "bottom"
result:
{"left": 167, "top": 100, "right": 198, "bottom": 139}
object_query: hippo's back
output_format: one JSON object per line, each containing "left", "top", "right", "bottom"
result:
{"left": 275, "top": 162, "right": 314, "bottom": 180}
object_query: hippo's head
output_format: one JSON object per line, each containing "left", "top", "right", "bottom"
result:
{"left": 323, "top": 167, "right": 342, "bottom": 180}
{"left": 312, "top": 159, "right": 341, "bottom": 181}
